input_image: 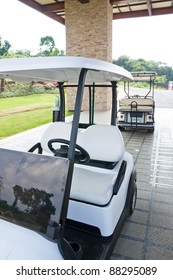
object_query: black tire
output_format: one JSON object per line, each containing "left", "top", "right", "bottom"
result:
{"left": 128, "top": 183, "right": 137, "bottom": 216}
{"left": 147, "top": 128, "right": 154, "bottom": 133}
{"left": 118, "top": 126, "right": 125, "bottom": 131}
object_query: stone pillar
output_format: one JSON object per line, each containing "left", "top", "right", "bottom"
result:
{"left": 65, "top": 0, "right": 113, "bottom": 111}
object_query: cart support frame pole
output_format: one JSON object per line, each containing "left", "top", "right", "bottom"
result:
{"left": 59, "top": 82, "right": 66, "bottom": 121}
{"left": 111, "top": 81, "right": 117, "bottom": 125}
{"left": 59, "top": 68, "right": 88, "bottom": 237}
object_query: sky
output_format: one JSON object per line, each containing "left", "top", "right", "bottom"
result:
{"left": 0, "top": 0, "right": 173, "bottom": 66}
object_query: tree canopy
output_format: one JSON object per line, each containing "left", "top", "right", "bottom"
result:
{"left": 113, "top": 55, "right": 173, "bottom": 83}
{"left": 38, "top": 35, "right": 60, "bottom": 56}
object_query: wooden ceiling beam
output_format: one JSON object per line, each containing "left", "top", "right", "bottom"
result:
{"left": 42, "top": 3, "right": 65, "bottom": 12}
{"left": 152, "top": 6, "right": 173, "bottom": 16}
{"left": 18, "top": 0, "right": 42, "bottom": 11}
{"left": 110, "top": 0, "right": 146, "bottom": 4}
{"left": 110, "top": 0, "right": 126, "bottom": 4}
{"left": 18, "top": 0, "right": 65, "bottom": 25}
{"left": 113, "top": 6, "right": 173, "bottom": 19}
{"left": 44, "top": 12, "right": 65, "bottom": 25}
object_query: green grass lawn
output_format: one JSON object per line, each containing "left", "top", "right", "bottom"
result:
{"left": 0, "top": 94, "right": 71, "bottom": 139}
{"left": 0, "top": 94, "right": 55, "bottom": 114}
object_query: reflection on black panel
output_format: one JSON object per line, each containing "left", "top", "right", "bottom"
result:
{"left": 0, "top": 148, "right": 69, "bottom": 237}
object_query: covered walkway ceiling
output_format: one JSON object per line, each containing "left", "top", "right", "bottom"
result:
{"left": 18, "top": 0, "right": 173, "bottom": 25}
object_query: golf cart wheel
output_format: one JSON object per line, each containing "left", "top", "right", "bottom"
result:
{"left": 118, "top": 126, "right": 125, "bottom": 131}
{"left": 128, "top": 183, "right": 137, "bottom": 216}
{"left": 147, "top": 128, "right": 154, "bottom": 133}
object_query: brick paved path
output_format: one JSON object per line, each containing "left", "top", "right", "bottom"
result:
{"left": 112, "top": 108, "right": 173, "bottom": 259}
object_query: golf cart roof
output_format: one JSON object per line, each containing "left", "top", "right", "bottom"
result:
{"left": 0, "top": 56, "right": 133, "bottom": 83}
{"left": 131, "top": 71, "right": 157, "bottom": 82}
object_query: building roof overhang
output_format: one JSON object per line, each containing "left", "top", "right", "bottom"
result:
{"left": 18, "top": 0, "right": 173, "bottom": 25}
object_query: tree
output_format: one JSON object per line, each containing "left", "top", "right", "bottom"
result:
{"left": 19, "top": 188, "right": 55, "bottom": 216}
{"left": 113, "top": 55, "right": 133, "bottom": 72}
{"left": 0, "top": 37, "right": 11, "bottom": 56}
{"left": 12, "top": 49, "right": 31, "bottom": 58}
{"left": 12, "top": 185, "right": 23, "bottom": 208}
{"left": 38, "top": 35, "right": 60, "bottom": 56}
{"left": 0, "top": 37, "right": 12, "bottom": 92}
{"left": 0, "top": 78, "right": 5, "bottom": 93}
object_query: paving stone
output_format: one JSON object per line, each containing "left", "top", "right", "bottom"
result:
{"left": 136, "top": 174, "right": 151, "bottom": 184}
{"left": 147, "top": 226, "right": 173, "bottom": 247}
{"left": 146, "top": 246, "right": 173, "bottom": 260}
{"left": 136, "top": 159, "right": 152, "bottom": 166}
{"left": 128, "top": 210, "right": 148, "bottom": 225}
{"left": 137, "top": 189, "right": 152, "bottom": 200}
{"left": 136, "top": 199, "right": 150, "bottom": 211}
{"left": 156, "top": 170, "right": 173, "bottom": 178}
{"left": 135, "top": 162, "right": 152, "bottom": 170}
{"left": 121, "top": 221, "right": 147, "bottom": 240}
{"left": 155, "top": 176, "right": 173, "bottom": 186}
{"left": 152, "top": 201, "right": 173, "bottom": 215}
{"left": 155, "top": 186, "right": 173, "bottom": 195}
{"left": 137, "top": 184, "right": 152, "bottom": 192}
{"left": 149, "top": 213, "right": 173, "bottom": 230}
{"left": 113, "top": 237, "right": 144, "bottom": 259}
{"left": 153, "top": 192, "right": 173, "bottom": 204}
{"left": 136, "top": 168, "right": 151, "bottom": 176}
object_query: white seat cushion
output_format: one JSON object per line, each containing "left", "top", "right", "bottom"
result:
{"left": 70, "top": 125, "right": 125, "bottom": 205}
{"left": 71, "top": 165, "right": 118, "bottom": 205}
{"left": 40, "top": 123, "right": 124, "bottom": 205}
{"left": 41, "top": 122, "right": 72, "bottom": 153}
{"left": 77, "top": 124, "right": 125, "bottom": 162}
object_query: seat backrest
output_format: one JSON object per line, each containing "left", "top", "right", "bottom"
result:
{"left": 120, "top": 97, "right": 154, "bottom": 106}
{"left": 77, "top": 125, "right": 125, "bottom": 163}
{"left": 41, "top": 122, "right": 72, "bottom": 154}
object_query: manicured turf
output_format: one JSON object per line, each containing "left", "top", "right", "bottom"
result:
{"left": 0, "top": 94, "right": 71, "bottom": 139}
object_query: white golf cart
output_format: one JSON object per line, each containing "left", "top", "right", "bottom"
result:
{"left": 0, "top": 56, "right": 137, "bottom": 260}
{"left": 117, "top": 72, "right": 157, "bottom": 132}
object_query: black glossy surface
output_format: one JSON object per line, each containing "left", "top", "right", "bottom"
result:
{"left": 63, "top": 207, "right": 127, "bottom": 260}
{"left": 0, "top": 148, "right": 69, "bottom": 236}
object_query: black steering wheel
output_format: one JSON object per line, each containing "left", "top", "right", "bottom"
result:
{"left": 48, "top": 138, "right": 90, "bottom": 164}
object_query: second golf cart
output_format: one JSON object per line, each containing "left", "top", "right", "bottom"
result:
{"left": 117, "top": 71, "right": 157, "bottom": 132}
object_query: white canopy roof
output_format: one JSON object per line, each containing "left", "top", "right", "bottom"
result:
{"left": 0, "top": 56, "right": 133, "bottom": 83}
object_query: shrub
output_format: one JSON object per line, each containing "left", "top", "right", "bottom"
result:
{"left": 0, "top": 82, "right": 59, "bottom": 98}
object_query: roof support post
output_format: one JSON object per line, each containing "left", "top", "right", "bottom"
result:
{"left": 65, "top": 0, "right": 113, "bottom": 111}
